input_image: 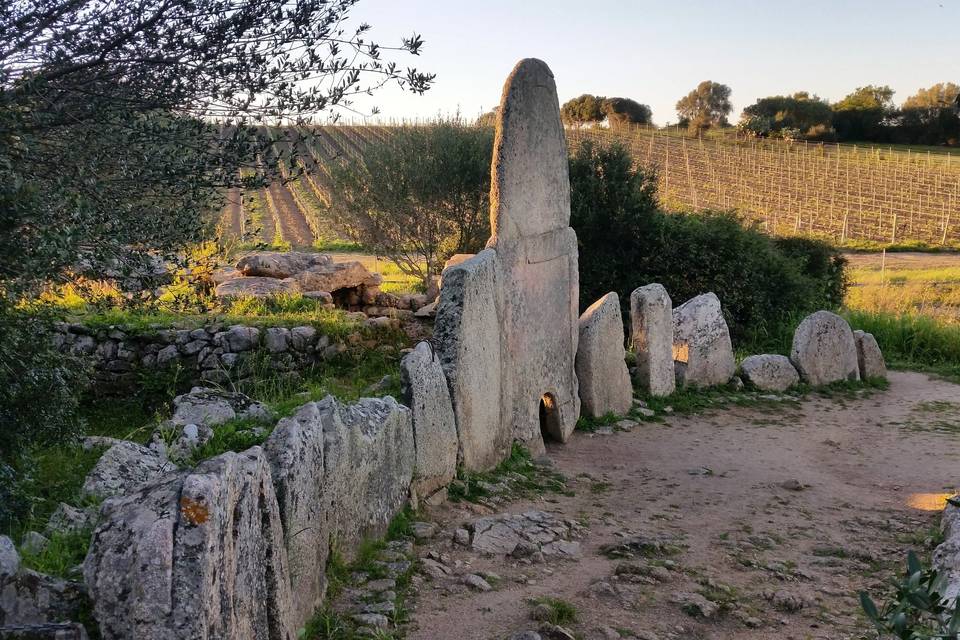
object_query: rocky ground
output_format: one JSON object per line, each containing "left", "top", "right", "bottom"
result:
{"left": 358, "top": 371, "right": 960, "bottom": 640}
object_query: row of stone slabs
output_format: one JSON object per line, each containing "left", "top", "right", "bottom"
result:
{"left": 577, "top": 284, "right": 887, "bottom": 421}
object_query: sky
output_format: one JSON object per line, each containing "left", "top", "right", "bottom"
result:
{"left": 340, "top": 0, "right": 959, "bottom": 126}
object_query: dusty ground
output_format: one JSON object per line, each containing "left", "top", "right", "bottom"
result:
{"left": 405, "top": 371, "right": 960, "bottom": 640}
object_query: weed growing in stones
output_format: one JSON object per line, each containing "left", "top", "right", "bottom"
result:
{"left": 575, "top": 412, "right": 621, "bottom": 433}
{"left": 529, "top": 596, "right": 579, "bottom": 626}
{"left": 447, "top": 444, "right": 571, "bottom": 504}
{"left": 18, "top": 528, "right": 94, "bottom": 577}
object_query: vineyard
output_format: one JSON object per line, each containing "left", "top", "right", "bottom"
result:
{"left": 221, "top": 124, "right": 960, "bottom": 248}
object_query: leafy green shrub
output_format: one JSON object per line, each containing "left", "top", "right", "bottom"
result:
{"left": 0, "top": 303, "right": 87, "bottom": 532}
{"left": 325, "top": 121, "right": 493, "bottom": 283}
{"left": 568, "top": 138, "right": 847, "bottom": 347}
{"left": 860, "top": 551, "right": 960, "bottom": 639}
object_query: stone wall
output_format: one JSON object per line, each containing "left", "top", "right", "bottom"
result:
{"left": 54, "top": 321, "right": 360, "bottom": 392}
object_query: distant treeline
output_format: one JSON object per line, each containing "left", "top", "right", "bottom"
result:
{"left": 549, "top": 83, "right": 960, "bottom": 147}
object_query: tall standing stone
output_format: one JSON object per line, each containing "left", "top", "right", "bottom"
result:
{"left": 488, "top": 58, "right": 580, "bottom": 449}
{"left": 433, "top": 249, "right": 509, "bottom": 471}
{"left": 630, "top": 284, "right": 675, "bottom": 397}
{"left": 672, "top": 293, "right": 735, "bottom": 388}
{"left": 790, "top": 311, "right": 860, "bottom": 385}
{"left": 576, "top": 293, "right": 633, "bottom": 418}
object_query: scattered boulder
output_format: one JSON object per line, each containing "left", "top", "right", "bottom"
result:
{"left": 576, "top": 293, "right": 633, "bottom": 418}
{"left": 400, "top": 342, "right": 459, "bottom": 500}
{"left": 630, "top": 283, "right": 675, "bottom": 397}
{"left": 170, "top": 387, "right": 270, "bottom": 427}
{"left": 672, "top": 293, "right": 735, "bottom": 387}
{"left": 671, "top": 591, "right": 718, "bottom": 619}
{"left": 853, "top": 330, "right": 887, "bottom": 379}
{"left": 81, "top": 441, "right": 177, "bottom": 500}
{"left": 740, "top": 354, "right": 800, "bottom": 392}
{"left": 434, "top": 249, "right": 509, "bottom": 471}
{"left": 0, "top": 568, "right": 90, "bottom": 629}
{"left": 0, "top": 536, "right": 18, "bottom": 578}
{"left": 84, "top": 448, "right": 297, "bottom": 640}
{"left": 46, "top": 503, "right": 95, "bottom": 536}
{"left": 236, "top": 251, "right": 331, "bottom": 278}
{"left": 790, "top": 311, "right": 860, "bottom": 385}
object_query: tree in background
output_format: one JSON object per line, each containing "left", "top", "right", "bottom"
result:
{"left": 602, "top": 97, "right": 653, "bottom": 127}
{"left": 832, "top": 85, "right": 896, "bottom": 142}
{"left": 675, "top": 81, "right": 733, "bottom": 134}
{"left": 739, "top": 92, "right": 834, "bottom": 140}
{"left": 0, "top": 0, "right": 432, "bottom": 529}
{"left": 476, "top": 108, "right": 499, "bottom": 127}
{"left": 325, "top": 122, "right": 493, "bottom": 284}
{"left": 561, "top": 94, "right": 607, "bottom": 126}
{"left": 898, "top": 83, "right": 960, "bottom": 145}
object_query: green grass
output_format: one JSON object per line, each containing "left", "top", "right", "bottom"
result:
{"left": 18, "top": 528, "right": 93, "bottom": 577}
{"left": 845, "top": 310, "right": 960, "bottom": 383}
{"left": 313, "top": 238, "right": 367, "bottom": 252}
{"left": 529, "top": 596, "right": 579, "bottom": 626}
{"left": 448, "top": 443, "right": 570, "bottom": 503}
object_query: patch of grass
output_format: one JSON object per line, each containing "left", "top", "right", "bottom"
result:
{"left": 18, "top": 528, "right": 93, "bottom": 577}
{"left": 529, "top": 596, "right": 579, "bottom": 626}
{"left": 312, "top": 238, "right": 367, "bottom": 252}
{"left": 590, "top": 481, "right": 612, "bottom": 494}
{"left": 448, "top": 444, "right": 570, "bottom": 503}
{"left": 845, "top": 310, "right": 960, "bottom": 383}
{"left": 575, "top": 412, "right": 620, "bottom": 433}
{"left": 186, "top": 418, "right": 270, "bottom": 466}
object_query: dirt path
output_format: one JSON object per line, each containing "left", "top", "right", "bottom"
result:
{"left": 221, "top": 187, "right": 242, "bottom": 240}
{"left": 845, "top": 251, "right": 960, "bottom": 270}
{"left": 406, "top": 371, "right": 960, "bottom": 640}
{"left": 268, "top": 182, "right": 314, "bottom": 247}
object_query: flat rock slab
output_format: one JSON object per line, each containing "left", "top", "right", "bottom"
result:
{"left": 215, "top": 276, "right": 296, "bottom": 298}
{"left": 790, "top": 311, "right": 860, "bottom": 386}
{"left": 854, "top": 330, "right": 887, "bottom": 379}
{"left": 81, "top": 441, "right": 176, "bottom": 500}
{"left": 576, "top": 292, "right": 632, "bottom": 418}
{"left": 284, "top": 260, "right": 382, "bottom": 293}
{"left": 740, "top": 354, "right": 800, "bottom": 392}
{"left": 630, "top": 283, "right": 675, "bottom": 397}
{"left": 236, "top": 251, "right": 332, "bottom": 278}
{"left": 470, "top": 510, "right": 584, "bottom": 558}
{"left": 672, "top": 293, "right": 735, "bottom": 388}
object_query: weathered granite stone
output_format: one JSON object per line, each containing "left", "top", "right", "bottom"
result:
{"left": 934, "top": 501, "right": 960, "bottom": 602}
{"left": 45, "top": 503, "right": 95, "bottom": 536}
{"left": 81, "top": 441, "right": 176, "bottom": 500}
{"left": 84, "top": 448, "right": 296, "bottom": 640}
{"left": 264, "top": 327, "right": 291, "bottom": 353}
{"left": 155, "top": 344, "right": 179, "bottom": 366}
{"left": 672, "top": 293, "right": 735, "bottom": 387}
{"left": 790, "top": 311, "right": 860, "bottom": 385}
{"left": 400, "top": 341, "right": 458, "bottom": 499}
{"left": 0, "top": 536, "right": 18, "bottom": 579}
{"left": 853, "top": 330, "right": 887, "bottom": 379}
{"left": 263, "top": 396, "right": 414, "bottom": 629}
{"left": 223, "top": 325, "right": 260, "bottom": 352}
{"left": 236, "top": 251, "right": 332, "bottom": 279}
{"left": 283, "top": 261, "right": 381, "bottom": 293}
{"left": 740, "top": 354, "right": 800, "bottom": 392}
{"left": 487, "top": 58, "right": 580, "bottom": 450}
{"left": 433, "top": 250, "right": 507, "bottom": 471}
{"left": 214, "top": 276, "right": 297, "bottom": 298}
{"left": 289, "top": 325, "right": 317, "bottom": 350}
{"left": 630, "top": 283, "right": 675, "bottom": 397}
{"left": 170, "top": 387, "right": 269, "bottom": 427}
{"left": 576, "top": 293, "right": 632, "bottom": 418}
{"left": 0, "top": 568, "right": 89, "bottom": 628}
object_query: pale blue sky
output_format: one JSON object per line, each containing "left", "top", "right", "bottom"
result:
{"left": 345, "top": 0, "right": 958, "bottom": 126}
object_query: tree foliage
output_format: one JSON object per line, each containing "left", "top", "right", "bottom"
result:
{"left": 832, "top": 85, "right": 896, "bottom": 141}
{"left": 739, "top": 92, "right": 834, "bottom": 140}
{"left": 561, "top": 94, "right": 606, "bottom": 126}
{"left": 324, "top": 122, "right": 493, "bottom": 283}
{"left": 675, "top": 81, "right": 733, "bottom": 134}
{"left": 602, "top": 98, "right": 653, "bottom": 127}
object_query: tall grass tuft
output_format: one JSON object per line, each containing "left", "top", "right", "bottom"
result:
{"left": 845, "top": 310, "right": 960, "bottom": 382}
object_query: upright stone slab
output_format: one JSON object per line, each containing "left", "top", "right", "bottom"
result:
{"left": 790, "top": 311, "right": 860, "bottom": 385}
{"left": 630, "top": 284, "right": 675, "bottom": 397}
{"left": 401, "top": 342, "right": 459, "bottom": 499}
{"left": 84, "top": 448, "right": 296, "bottom": 640}
{"left": 263, "top": 402, "right": 329, "bottom": 627}
{"left": 672, "top": 293, "right": 736, "bottom": 388}
{"left": 853, "top": 330, "right": 887, "bottom": 379}
{"left": 434, "top": 249, "right": 508, "bottom": 471}
{"left": 488, "top": 58, "right": 580, "bottom": 449}
{"left": 576, "top": 293, "right": 633, "bottom": 418}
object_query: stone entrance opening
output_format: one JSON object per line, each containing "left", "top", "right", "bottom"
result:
{"left": 539, "top": 393, "right": 562, "bottom": 442}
